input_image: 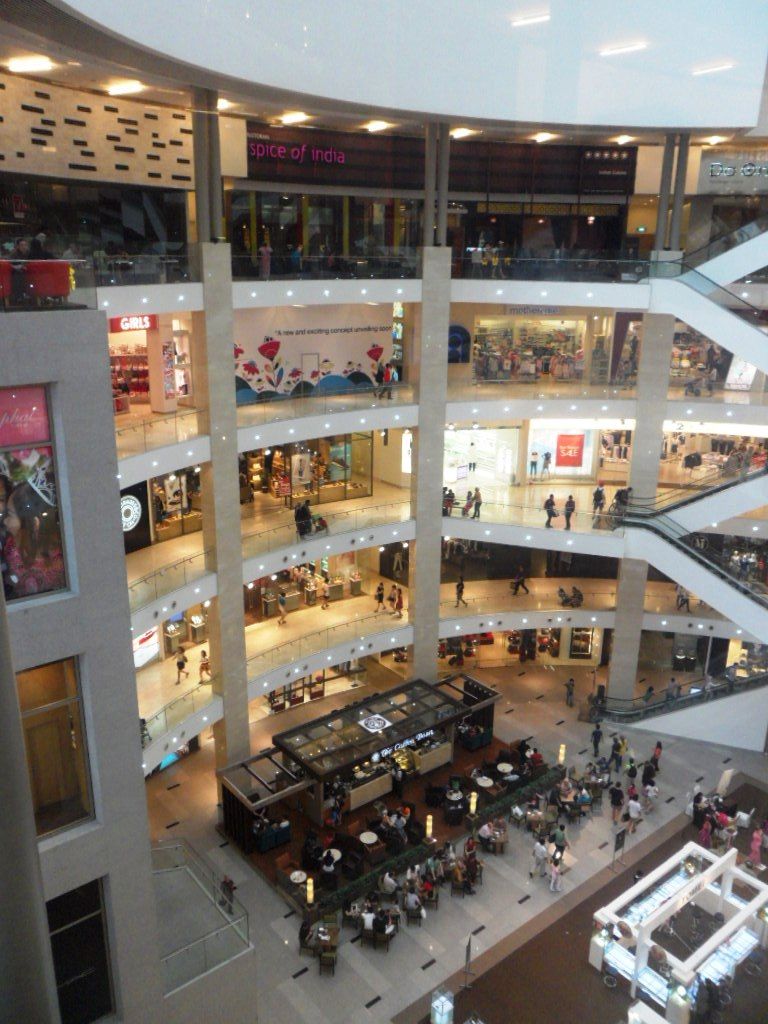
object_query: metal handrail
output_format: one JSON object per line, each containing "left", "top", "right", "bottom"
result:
{"left": 235, "top": 380, "right": 415, "bottom": 423}
{"left": 127, "top": 548, "right": 212, "bottom": 610}
{"left": 115, "top": 407, "right": 204, "bottom": 456}
{"left": 141, "top": 678, "right": 217, "bottom": 746}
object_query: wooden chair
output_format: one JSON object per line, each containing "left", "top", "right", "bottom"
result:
{"left": 425, "top": 889, "right": 440, "bottom": 910}
{"left": 450, "top": 879, "right": 466, "bottom": 898}
{"left": 360, "top": 927, "right": 376, "bottom": 948}
{"left": 318, "top": 949, "right": 337, "bottom": 975}
{"left": 299, "top": 935, "right": 316, "bottom": 958}
{"left": 374, "top": 929, "right": 392, "bottom": 951}
{"left": 406, "top": 906, "right": 423, "bottom": 926}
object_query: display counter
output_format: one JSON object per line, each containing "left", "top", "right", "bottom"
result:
{"left": 349, "top": 770, "right": 392, "bottom": 811}
{"left": 328, "top": 579, "right": 344, "bottom": 602}
{"left": 412, "top": 739, "right": 452, "bottom": 774}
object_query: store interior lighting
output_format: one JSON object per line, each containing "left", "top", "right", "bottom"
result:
{"left": 511, "top": 12, "right": 551, "bottom": 28}
{"left": 7, "top": 55, "right": 54, "bottom": 73}
{"left": 217, "top": 98, "right": 234, "bottom": 110}
{"left": 599, "top": 42, "right": 647, "bottom": 57}
{"left": 363, "top": 120, "right": 393, "bottom": 132}
{"left": 450, "top": 128, "right": 477, "bottom": 139}
{"left": 281, "top": 111, "right": 309, "bottom": 124}
{"left": 692, "top": 63, "right": 735, "bottom": 75}
{"left": 533, "top": 131, "right": 557, "bottom": 143}
{"left": 107, "top": 80, "right": 144, "bottom": 96}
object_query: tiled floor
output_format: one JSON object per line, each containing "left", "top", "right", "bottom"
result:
{"left": 144, "top": 663, "right": 768, "bottom": 1024}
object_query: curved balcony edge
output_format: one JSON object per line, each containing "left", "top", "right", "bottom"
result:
{"left": 118, "top": 434, "right": 211, "bottom": 490}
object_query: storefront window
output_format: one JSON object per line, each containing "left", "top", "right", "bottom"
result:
{"left": 0, "top": 385, "right": 66, "bottom": 601}
{"left": 47, "top": 880, "right": 114, "bottom": 1024}
{"left": 110, "top": 313, "right": 196, "bottom": 417}
{"left": 150, "top": 466, "right": 203, "bottom": 543}
{"left": 16, "top": 657, "right": 92, "bottom": 836}
{"left": 349, "top": 432, "right": 373, "bottom": 498}
{"left": 245, "top": 433, "right": 373, "bottom": 508}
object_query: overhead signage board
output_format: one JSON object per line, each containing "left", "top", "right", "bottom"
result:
{"left": 698, "top": 151, "right": 768, "bottom": 194}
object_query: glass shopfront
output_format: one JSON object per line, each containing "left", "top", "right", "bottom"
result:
{"left": 471, "top": 312, "right": 617, "bottom": 386}
{"left": 47, "top": 880, "right": 114, "bottom": 1024}
{"left": 0, "top": 385, "right": 66, "bottom": 602}
{"left": 150, "top": 465, "right": 203, "bottom": 543}
{"left": 16, "top": 657, "right": 92, "bottom": 837}
{"left": 242, "top": 432, "right": 373, "bottom": 508}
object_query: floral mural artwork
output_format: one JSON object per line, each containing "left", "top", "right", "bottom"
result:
{"left": 234, "top": 307, "right": 394, "bottom": 405}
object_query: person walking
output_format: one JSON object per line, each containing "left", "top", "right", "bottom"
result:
{"left": 591, "top": 721, "right": 603, "bottom": 757}
{"left": 529, "top": 449, "right": 539, "bottom": 477}
{"left": 219, "top": 876, "right": 237, "bottom": 913}
{"left": 455, "top": 576, "right": 468, "bottom": 607}
{"left": 472, "top": 487, "right": 482, "bottom": 519}
{"left": 649, "top": 740, "right": 662, "bottom": 773}
{"left": 592, "top": 484, "right": 606, "bottom": 514}
{"left": 549, "top": 854, "right": 564, "bottom": 893}
{"left": 551, "top": 824, "right": 569, "bottom": 858}
{"left": 665, "top": 676, "right": 677, "bottom": 703}
{"left": 374, "top": 361, "right": 385, "bottom": 397}
{"left": 626, "top": 794, "right": 643, "bottom": 833}
{"left": 387, "top": 584, "right": 397, "bottom": 613}
{"left": 374, "top": 581, "right": 385, "bottom": 613}
{"left": 564, "top": 494, "right": 575, "bottom": 531}
{"left": 199, "top": 649, "right": 211, "bottom": 682}
{"left": 511, "top": 565, "right": 530, "bottom": 595}
{"left": 175, "top": 649, "right": 189, "bottom": 685}
{"left": 321, "top": 580, "right": 330, "bottom": 609}
{"left": 609, "top": 780, "right": 624, "bottom": 824}
{"left": 563, "top": 677, "right": 575, "bottom": 707}
{"left": 610, "top": 735, "right": 623, "bottom": 775}
{"left": 394, "top": 586, "right": 404, "bottom": 618}
{"left": 530, "top": 837, "right": 549, "bottom": 878}
{"left": 544, "top": 493, "right": 557, "bottom": 528}
{"left": 675, "top": 585, "right": 690, "bottom": 612}
{"left": 277, "top": 588, "right": 288, "bottom": 624}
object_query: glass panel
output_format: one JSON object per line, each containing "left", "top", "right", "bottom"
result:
{"left": 0, "top": 386, "right": 66, "bottom": 601}
{"left": 17, "top": 658, "right": 92, "bottom": 836}
{"left": 349, "top": 432, "right": 373, "bottom": 498}
{"left": 47, "top": 880, "right": 114, "bottom": 1024}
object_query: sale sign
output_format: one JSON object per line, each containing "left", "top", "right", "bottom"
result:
{"left": 555, "top": 433, "right": 585, "bottom": 467}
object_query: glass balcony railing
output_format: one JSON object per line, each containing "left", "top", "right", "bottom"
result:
{"left": 151, "top": 839, "right": 249, "bottom": 994}
{"left": 127, "top": 549, "right": 212, "bottom": 614}
{"left": 141, "top": 680, "right": 216, "bottom": 748}
{"left": 442, "top": 498, "right": 624, "bottom": 536}
{"left": 591, "top": 665, "right": 768, "bottom": 723}
{"left": 246, "top": 611, "right": 407, "bottom": 684}
{"left": 232, "top": 247, "right": 419, "bottom": 280}
{"left": 115, "top": 408, "right": 205, "bottom": 459}
{"left": 94, "top": 246, "right": 193, "bottom": 286}
{"left": 0, "top": 257, "right": 96, "bottom": 310}
{"left": 235, "top": 381, "right": 415, "bottom": 427}
{"left": 452, "top": 252, "right": 651, "bottom": 283}
{"left": 241, "top": 500, "right": 412, "bottom": 562}
{"left": 684, "top": 214, "right": 768, "bottom": 269}
{"left": 451, "top": 379, "right": 637, "bottom": 400}
{"left": 630, "top": 463, "right": 766, "bottom": 515}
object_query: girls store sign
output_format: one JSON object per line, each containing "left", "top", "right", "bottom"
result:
{"left": 0, "top": 386, "right": 49, "bottom": 446}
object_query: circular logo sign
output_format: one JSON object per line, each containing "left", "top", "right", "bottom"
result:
{"left": 121, "top": 495, "right": 142, "bottom": 532}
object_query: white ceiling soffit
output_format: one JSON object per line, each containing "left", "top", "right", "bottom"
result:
{"left": 44, "top": 0, "right": 768, "bottom": 129}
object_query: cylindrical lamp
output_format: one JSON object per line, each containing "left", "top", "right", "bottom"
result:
{"left": 425, "top": 814, "right": 433, "bottom": 839}
{"left": 469, "top": 792, "right": 478, "bottom": 816}
{"left": 306, "top": 877, "right": 314, "bottom": 905}
{"left": 558, "top": 744, "right": 567, "bottom": 766}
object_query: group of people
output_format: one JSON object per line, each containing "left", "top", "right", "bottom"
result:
{"left": 374, "top": 361, "right": 398, "bottom": 398}
{"left": 543, "top": 493, "right": 577, "bottom": 529}
{"left": 374, "top": 581, "right": 404, "bottom": 617}
{"left": 0, "top": 471, "right": 65, "bottom": 601}
{"left": 441, "top": 486, "right": 483, "bottom": 519}
{"left": 692, "top": 793, "right": 766, "bottom": 864}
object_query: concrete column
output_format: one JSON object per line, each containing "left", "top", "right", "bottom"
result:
{"left": 654, "top": 134, "right": 676, "bottom": 249}
{"left": 607, "top": 312, "right": 676, "bottom": 700}
{"left": 606, "top": 559, "right": 649, "bottom": 701}
{"left": 422, "top": 124, "right": 438, "bottom": 247}
{"left": 0, "top": 593, "right": 61, "bottom": 1023}
{"left": 515, "top": 420, "right": 530, "bottom": 487}
{"left": 408, "top": 247, "right": 451, "bottom": 679}
{"left": 436, "top": 123, "right": 451, "bottom": 246}
{"left": 191, "top": 242, "right": 251, "bottom": 771}
{"left": 192, "top": 88, "right": 224, "bottom": 242}
{"left": 669, "top": 133, "right": 690, "bottom": 251}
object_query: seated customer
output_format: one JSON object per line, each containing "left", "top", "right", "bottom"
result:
{"left": 391, "top": 810, "right": 408, "bottom": 840}
{"left": 379, "top": 870, "right": 400, "bottom": 895}
{"left": 453, "top": 859, "right": 475, "bottom": 895}
{"left": 404, "top": 886, "right": 422, "bottom": 911}
{"left": 478, "top": 820, "right": 494, "bottom": 851}
{"left": 320, "top": 850, "right": 336, "bottom": 875}
{"left": 361, "top": 908, "right": 376, "bottom": 931}
{"left": 529, "top": 748, "right": 544, "bottom": 767}
{"left": 299, "top": 919, "right": 315, "bottom": 947}
{"left": 373, "top": 908, "right": 394, "bottom": 935}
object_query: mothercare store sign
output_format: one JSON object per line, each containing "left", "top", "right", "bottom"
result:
{"left": 234, "top": 305, "right": 393, "bottom": 403}
{"left": 699, "top": 150, "right": 768, "bottom": 193}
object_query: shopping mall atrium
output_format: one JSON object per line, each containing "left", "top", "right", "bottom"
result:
{"left": 4, "top": 3, "right": 768, "bottom": 1023}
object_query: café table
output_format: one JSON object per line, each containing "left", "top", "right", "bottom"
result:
{"left": 290, "top": 870, "right": 307, "bottom": 885}
{"left": 328, "top": 848, "right": 342, "bottom": 862}
{"left": 446, "top": 791, "right": 464, "bottom": 803}
{"left": 497, "top": 762, "right": 514, "bottom": 775}
{"left": 490, "top": 831, "right": 507, "bottom": 855}
{"left": 316, "top": 924, "right": 340, "bottom": 950}
{"left": 475, "top": 776, "right": 493, "bottom": 789}
{"left": 359, "top": 831, "right": 379, "bottom": 845}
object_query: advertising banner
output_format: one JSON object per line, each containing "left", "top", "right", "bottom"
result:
{"left": 0, "top": 385, "right": 49, "bottom": 446}
{"left": 556, "top": 434, "right": 586, "bottom": 467}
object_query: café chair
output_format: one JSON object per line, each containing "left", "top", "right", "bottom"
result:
{"left": 450, "top": 879, "right": 466, "bottom": 898}
{"left": 318, "top": 949, "right": 337, "bottom": 976}
{"left": 425, "top": 888, "right": 440, "bottom": 910}
{"left": 299, "top": 933, "right": 317, "bottom": 958}
{"left": 406, "top": 906, "right": 423, "bottom": 926}
{"left": 322, "top": 910, "right": 338, "bottom": 925}
{"left": 360, "top": 927, "right": 376, "bottom": 948}
{"left": 374, "top": 929, "right": 392, "bottom": 951}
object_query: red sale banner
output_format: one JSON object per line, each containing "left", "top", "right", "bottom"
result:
{"left": 555, "top": 433, "right": 585, "bottom": 467}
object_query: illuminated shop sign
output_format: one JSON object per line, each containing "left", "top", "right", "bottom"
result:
{"left": 360, "top": 714, "right": 392, "bottom": 733}
{"left": 379, "top": 729, "right": 435, "bottom": 758}
{"left": 109, "top": 314, "right": 159, "bottom": 332}
{"left": 708, "top": 161, "right": 768, "bottom": 179}
{"left": 699, "top": 151, "right": 768, "bottom": 193}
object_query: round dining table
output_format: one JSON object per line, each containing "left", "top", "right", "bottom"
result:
{"left": 497, "top": 762, "right": 513, "bottom": 775}
{"left": 475, "top": 776, "right": 493, "bottom": 788}
{"left": 446, "top": 791, "right": 464, "bottom": 803}
{"left": 328, "top": 848, "right": 342, "bottom": 862}
{"left": 359, "top": 831, "right": 379, "bottom": 845}
{"left": 290, "top": 870, "right": 307, "bottom": 884}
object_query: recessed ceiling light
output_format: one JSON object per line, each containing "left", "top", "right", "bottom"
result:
{"left": 705, "top": 135, "right": 727, "bottom": 145}
{"left": 692, "top": 63, "right": 734, "bottom": 76}
{"left": 217, "top": 98, "right": 234, "bottom": 111}
{"left": 450, "top": 127, "right": 477, "bottom": 140}
{"left": 511, "top": 12, "right": 550, "bottom": 27}
{"left": 600, "top": 42, "right": 647, "bottom": 57}
{"left": 8, "top": 56, "right": 54, "bottom": 73}
{"left": 281, "top": 111, "right": 309, "bottom": 124}
{"left": 364, "top": 120, "right": 393, "bottom": 133}
{"left": 615, "top": 135, "right": 634, "bottom": 145}
{"left": 107, "top": 80, "right": 144, "bottom": 96}
{"left": 533, "top": 132, "right": 557, "bottom": 143}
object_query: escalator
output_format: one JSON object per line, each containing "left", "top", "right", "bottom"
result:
{"left": 629, "top": 465, "right": 768, "bottom": 534}
{"left": 684, "top": 213, "right": 768, "bottom": 286}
